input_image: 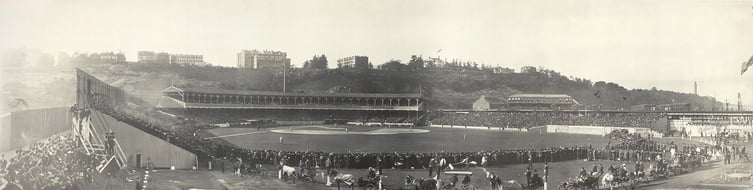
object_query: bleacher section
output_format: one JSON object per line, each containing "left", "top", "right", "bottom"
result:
{"left": 88, "top": 108, "right": 197, "bottom": 169}
{"left": 186, "top": 109, "right": 418, "bottom": 126}
{"left": 666, "top": 112, "right": 753, "bottom": 137}
{"left": 430, "top": 111, "right": 665, "bottom": 130}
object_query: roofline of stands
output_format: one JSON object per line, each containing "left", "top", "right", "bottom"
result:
{"left": 157, "top": 94, "right": 424, "bottom": 111}
{"left": 508, "top": 94, "right": 573, "bottom": 98}
{"left": 174, "top": 103, "right": 422, "bottom": 111}
{"left": 162, "top": 86, "right": 423, "bottom": 99}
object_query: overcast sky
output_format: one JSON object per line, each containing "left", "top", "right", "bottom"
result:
{"left": 1, "top": 0, "right": 753, "bottom": 104}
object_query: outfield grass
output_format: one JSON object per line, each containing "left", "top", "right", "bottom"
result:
{"left": 200, "top": 125, "right": 612, "bottom": 153}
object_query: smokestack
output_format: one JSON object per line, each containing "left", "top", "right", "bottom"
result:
{"left": 739, "top": 92, "right": 743, "bottom": 111}
{"left": 694, "top": 81, "right": 697, "bottom": 95}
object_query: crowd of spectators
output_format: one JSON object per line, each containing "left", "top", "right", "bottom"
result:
{"left": 588, "top": 129, "right": 718, "bottom": 166}
{"left": 430, "top": 112, "right": 664, "bottom": 129}
{"left": 687, "top": 118, "right": 753, "bottom": 126}
{"left": 89, "top": 104, "right": 216, "bottom": 160}
{"left": 212, "top": 144, "right": 590, "bottom": 171}
{"left": 359, "top": 116, "right": 417, "bottom": 124}
{"left": 583, "top": 130, "right": 671, "bottom": 162}
{"left": 190, "top": 109, "right": 420, "bottom": 126}
{"left": 0, "top": 134, "right": 99, "bottom": 190}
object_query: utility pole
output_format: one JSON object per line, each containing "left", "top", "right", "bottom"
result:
{"left": 283, "top": 62, "right": 286, "bottom": 92}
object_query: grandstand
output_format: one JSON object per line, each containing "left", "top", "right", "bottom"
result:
{"left": 666, "top": 111, "right": 753, "bottom": 137}
{"left": 156, "top": 86, "right": 426, "bottom": 126}
{"left": 506, "top": 94, "right": 578, "bottom": 110}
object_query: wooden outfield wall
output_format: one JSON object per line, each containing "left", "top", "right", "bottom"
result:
{"left": 0, "top": 113, "right": 10, "bottom": 152}
{"left": 0, "top": 107, "right": 72, "bottom": 152}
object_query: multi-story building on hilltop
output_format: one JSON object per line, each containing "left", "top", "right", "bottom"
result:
{"left": 337, "top": 56, "right": 368, "bottom": 68}
{"left": 138, "top": 51, "right": 205, "bottom": 66}
{"left": 237, "top": 49, "right": 291, "bottom": 69}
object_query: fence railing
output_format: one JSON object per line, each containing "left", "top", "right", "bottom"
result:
{"left": 722, "top": 170, "right": 752, "bottom": 181}
{"left": 113, "top": 138, "right": 128, "bottom": 168}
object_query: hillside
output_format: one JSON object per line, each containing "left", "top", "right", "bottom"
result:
{"left": 98, "top": 63, "right": 722, "bottom": 110}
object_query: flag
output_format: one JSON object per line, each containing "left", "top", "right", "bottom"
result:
{"left": 742, "top": 55, "right": 753, "bottom": 75}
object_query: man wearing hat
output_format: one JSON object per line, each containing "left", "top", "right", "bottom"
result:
{"left": 525, "top": 168, "right": 532, "bottom": 187}
{"left": 620, "top": 163, "right": 629, "bottom": 177}
{"left": 437, "top": 156, "right": 447, "bottom": 178}
{"left": 367, "top": 167, "right": 377, "bottom": 181}
{"left": 428, "top": 158, "right": 436, "bottom": 177}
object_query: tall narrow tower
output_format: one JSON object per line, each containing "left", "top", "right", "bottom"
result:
{"left": 694, "top": 81, "right": 698, "bottom": 95}
{"left": 738, "top": 92, "right": 743, "bottom": 111}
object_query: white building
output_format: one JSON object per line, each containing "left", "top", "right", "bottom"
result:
{"left": 237, "top": 49, "right": 290, "bottom": 69}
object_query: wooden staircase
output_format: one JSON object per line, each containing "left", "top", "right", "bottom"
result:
{"left": 71, "top": 110, "right": 128, "bottom": 172}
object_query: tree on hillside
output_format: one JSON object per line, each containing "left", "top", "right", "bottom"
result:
{"left": 303, "top": 54, "right": 328, "bottom": 69}
{"left": 408, "top": 55, "right": 424, "bottom": 71}
{"left": 379, "top": 60, "right": 406, "bottom": 71}
{"left": 520, "top": 66, "right": 537, "bottom": 73}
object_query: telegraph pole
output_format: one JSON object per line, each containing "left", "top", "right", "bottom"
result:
{"left": 283, "top": 62, "right": 286, "bottom": 92}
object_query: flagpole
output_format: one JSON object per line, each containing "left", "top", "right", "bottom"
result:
{"left": 283, "top": 62, "right": 286, "bottom": 92}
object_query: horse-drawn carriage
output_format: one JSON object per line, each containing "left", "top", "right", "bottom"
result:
{"left": 558, "top": 176, "right": 599, "bottom": 190}
{"left": 559, "top": 168, "right": 635, "bottom": 190}
{"left": 280, "top": 165, "right": 320, "bottom": 184}
{"left": 405, "top": 174, "right": 445, "bottom": 190}
{"left": 356, "top": 176, "right": 382, "bottom": 190}
{"left": 436, "top": 171, "right": 482, "bottom": 190}
{"left": 327, "top": 170, "right": 383, "bottom": 190}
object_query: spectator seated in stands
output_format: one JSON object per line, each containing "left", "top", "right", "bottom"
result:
{"left": 430, "top": 112, "right": 664, "bottom": 129}
{"left": 3, "top": 134, "right": 99, "bottom": 190}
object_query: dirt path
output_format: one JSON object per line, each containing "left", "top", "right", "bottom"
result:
{"left": 638, "top": 162, "right": 747, "bottom": 189}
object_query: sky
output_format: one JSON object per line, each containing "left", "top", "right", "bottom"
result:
{"left": 1, "top": 0, "right": 753, "bottom": 104}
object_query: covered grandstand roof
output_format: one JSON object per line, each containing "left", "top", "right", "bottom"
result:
{"left": 508, "top": 94, "right": 573, "bottom": 98}
{"left": 161, "top": 86, "right": 422, "bottom": 99}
